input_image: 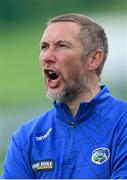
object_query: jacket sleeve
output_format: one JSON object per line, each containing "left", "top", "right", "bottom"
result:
{"left": 1, "top": 134, "right": 34, "bottom": 178}
{"left": 111, "top": 115, "right": 127, "bottom": 178}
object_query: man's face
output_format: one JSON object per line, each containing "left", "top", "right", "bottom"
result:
{"left": 39, "top": 22, "right": 89, "bottom": 102}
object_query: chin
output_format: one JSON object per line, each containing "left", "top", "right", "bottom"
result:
{"left": 46, "top": 89, "right": 65, "bottom": 102}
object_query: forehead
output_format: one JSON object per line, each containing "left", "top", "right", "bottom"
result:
{"left": 41, "top": 22, "right": 81, "bottom": 43}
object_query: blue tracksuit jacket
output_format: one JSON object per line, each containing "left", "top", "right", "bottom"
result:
{"left": 1, "top": 86, "right": 127, "bottom": 178}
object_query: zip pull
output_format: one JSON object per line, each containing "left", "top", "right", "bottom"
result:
{"left": 67, "top": 121, "right": 75, "bottom": 128}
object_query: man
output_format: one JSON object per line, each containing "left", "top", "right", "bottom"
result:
{"left": 1, "top": 13, "right": 127, "bottom": 178}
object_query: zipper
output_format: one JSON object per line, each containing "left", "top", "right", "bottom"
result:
{"left": 64, "top": 122, "right": 75, "bottom": 165}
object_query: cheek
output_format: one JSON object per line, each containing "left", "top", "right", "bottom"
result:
{"left": 63, "top": 63, "right": 80, "bottom": 80}
{"left": 61, "top": 56, "right": 80, "bottom": 74}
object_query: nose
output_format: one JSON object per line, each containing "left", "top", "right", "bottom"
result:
{"left": 39, "top": 47, "right": 56, "bottom": 65}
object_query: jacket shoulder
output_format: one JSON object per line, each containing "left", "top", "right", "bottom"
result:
{"left": 12, "top": 108, "right": 55, "bottom": 151}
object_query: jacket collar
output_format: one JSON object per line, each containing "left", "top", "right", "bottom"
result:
{"left": 53, "top": 85, "right": 112, "bottom": 125}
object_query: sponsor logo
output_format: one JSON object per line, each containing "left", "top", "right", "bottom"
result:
{"left": 91, "top": 147, "right": 110, "bottom": 165}
{"left": 36, "top": 128, "right": 52, "bottom": 141}
{"left": 31, "top": 160, "right": 54, "bottom": 171}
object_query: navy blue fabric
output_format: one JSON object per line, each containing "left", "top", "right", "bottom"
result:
{"left": 1, "top": 86, "right": 127, "bottom": 178}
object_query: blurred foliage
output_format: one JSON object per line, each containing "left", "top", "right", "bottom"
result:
{"left": 0, "top": 161, "right": 2, "bottom": 175}
{"left": 0, "top": 0, "right": 127, "bottom": 25}
{"left": 0, "top": 21, "right": 45, "bottom": 107}
{"left": 0, "top": 152, "right": 4, "bottom": 175}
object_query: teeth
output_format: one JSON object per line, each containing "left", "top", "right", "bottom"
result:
{"left": 49, "top": 70, "right": 55, "bottom": 74}
{"left": 47, "top": 70, "right": 59, "bottom": 80}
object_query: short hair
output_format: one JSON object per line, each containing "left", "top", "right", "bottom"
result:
{"left": 47, "top": 13, "right": 108, "bottom": 76}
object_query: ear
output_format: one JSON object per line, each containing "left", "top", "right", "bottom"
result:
{"left": 88, "top": 49, "right": 104, "bottom": 71}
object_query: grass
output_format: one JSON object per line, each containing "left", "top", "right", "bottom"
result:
{"left": 0, "top": 156, "right": 4, "bottom": 175}
{"left": 0, "top": 162, "right": 2, "bottom": 175}
{"left": 0, "top": 21, "right": 48, "bottom": 108}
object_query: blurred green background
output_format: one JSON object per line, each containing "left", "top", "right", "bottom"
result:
{"left": 0, "top": 0, "right": 127, "bottom": 175}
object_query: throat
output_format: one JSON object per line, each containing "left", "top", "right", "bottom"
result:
{"left": 65, "top": 99, "right": 81, "bottom": 118}
{"left": 70, "top": 105, "right": 80, "bottom": 118}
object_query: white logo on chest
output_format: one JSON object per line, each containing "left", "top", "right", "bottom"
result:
{"left": 36, "top": 128, "right": 52, "bottom": 141}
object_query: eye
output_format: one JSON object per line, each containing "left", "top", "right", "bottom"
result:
{"left": 58, "top": 43, "right": 69, "bottom": 49}
{"left": 60, "top": 44, "right": 67, "bottom": 47}
{"left": 40, "top": 43, "right": 48, "bottom": 51}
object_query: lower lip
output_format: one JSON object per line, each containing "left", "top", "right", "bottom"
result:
{"left": 46, "top": 77, "right": 61, "bottom": 88}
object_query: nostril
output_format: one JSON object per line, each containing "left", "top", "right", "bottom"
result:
{"left": 42, "top": 56, "right": 56, "bottom": 64}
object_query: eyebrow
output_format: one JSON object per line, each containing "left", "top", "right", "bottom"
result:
{"left": 40, "top": 41, "right": 48, "bottom": 46}
{"left": 40, "top": 40, "right": 74, "bottom": 48}
{"left": 40, "top": 40, "right": 70, "bottom": 44}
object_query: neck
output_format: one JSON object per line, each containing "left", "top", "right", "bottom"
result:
{"left": 66, "top": 81, "right": 100, "bottom": 117}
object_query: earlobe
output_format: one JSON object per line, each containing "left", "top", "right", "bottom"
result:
{"left": 88, "top": 49, "right": 104, "bottom": 70}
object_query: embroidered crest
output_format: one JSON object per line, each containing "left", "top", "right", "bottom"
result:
{"left": 91, "top": 147, "right": 110, "bottom": 165}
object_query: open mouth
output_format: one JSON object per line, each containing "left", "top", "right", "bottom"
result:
{"left": 44, "top": 69, "right": 62, "bottom": 88}
{"left": 44, "top": 70, "right": 59, "bottom": 80}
